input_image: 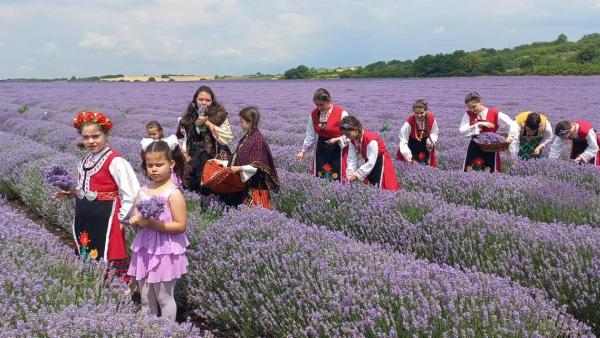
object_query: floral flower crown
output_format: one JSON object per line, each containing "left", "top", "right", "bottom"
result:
{"left": 72, "top": 111, "right": 113, "bottom": 131}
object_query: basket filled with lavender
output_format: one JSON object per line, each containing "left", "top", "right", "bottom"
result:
{"left": 473, "top": 132, "right": 510, "bottom": 152}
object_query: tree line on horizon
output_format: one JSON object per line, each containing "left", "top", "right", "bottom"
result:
{"left": 284, "top": 33, "right": 600, "bottom": 79}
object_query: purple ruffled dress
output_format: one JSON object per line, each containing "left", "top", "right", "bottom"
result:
{"left": 127, "top": 185, "right": 189, "bottom": 283}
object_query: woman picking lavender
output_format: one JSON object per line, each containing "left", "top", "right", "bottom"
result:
{"left": 397, "top": 99, "right": 439, "bottom": 167}
{"left": 513, "top": 111, "right": 553, "bottom": 160}
{"left": 52, "top": 111, "right": 140, "bottom": 276}
{"left": 127, "top": 138, "right": 188, "bottom": 322}
{"left": 550, "top": 120, "right": 600, "bottom": 166}
{"left": 459, "top": 92, "right": 519, "bottom": 172}
{"left": 297, "top": 88, "right": 349, "bottom": 182}
{"left": 340, "top": 116, "right": 399, "bottom": 191}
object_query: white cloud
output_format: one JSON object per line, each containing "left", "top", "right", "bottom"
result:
{"left": 434, "top": 26, "right": 446, "bottom": 34}
{"left": 0, "top": 41, "right": 4, "bottom": 48}
{"left": 78, "top": 32, "right": 120, "bottom": 50}
{"left": 41, "top": 42, "right": 58, "bottom": 55}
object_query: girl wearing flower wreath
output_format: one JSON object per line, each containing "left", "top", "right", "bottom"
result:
{"left": 53, "top": 111, "right": 140, "bottom": 276}
{"left": 208, "top": 106, "right": 279, "bottom": 208}
{"left": 127, "top": 138, "right": 188, "bottom": 322}
{"left": 397, "top": 99, "right": 439, "bottom": 167}
{"left": 339, "top": 116, "right": 399, "bottom": 191}
{"left": 180, "top": 85, "right": 234, "bottom": 193}
{"left": 459, "top": 92, "right": 519, "bottom": 172}
{"left": 297, "top": 88, "right": 349, "bottom": 183}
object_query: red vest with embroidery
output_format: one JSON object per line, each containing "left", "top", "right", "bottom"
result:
{"left": 407, "top": 113, "right": 436, "bottom": 140}
{"left": 311, "top": 105, "right": 344, "bottom": 139}
{"left": 78, "top": 148, "right": 120, "bottom": 193}
{"left": 354, "top": 130, "right": 386, "bottom": 158}
{"left": 574, "top": 120, "right": 594, "bottom": 140}
{"left": 467, "top": 108, "right": 499, "bottom": 133}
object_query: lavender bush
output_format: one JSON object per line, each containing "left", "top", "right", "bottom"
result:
{"left": 41, "top": 164, "right": 75, "bottom": 191}
{"left": 186, "top": 207, "right": 592, "bottom": 337}
{"left": 273, "top": 169, "right": 600, "bottom": 331}
{"left": 474, "top": 132, "right": 507, "bottom": 144}
{"left": 0, "top": 198, "right": 201, "bottom": 337}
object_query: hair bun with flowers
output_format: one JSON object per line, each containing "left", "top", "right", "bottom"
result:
{"left": 72, "top": 111, "right": 113, "bottom": 131}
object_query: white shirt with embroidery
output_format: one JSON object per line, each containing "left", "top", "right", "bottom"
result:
{"left": 459, "top": 107, "right": 520, "bottom": 156}
{"left": 398, "top": 117, "right": 439, "bottom": 161}
{"left": 549, "top": 125, "right": 599, "bottom": 162}
{"left": 346, "top": 134, "right": 379, "bottom": 181}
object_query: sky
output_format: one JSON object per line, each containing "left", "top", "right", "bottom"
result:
{"left": 0, "top": 0, "right": 599, "bottom": 78}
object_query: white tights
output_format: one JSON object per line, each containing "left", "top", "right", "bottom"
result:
{"left": 138, "top": 279, "right": 177, "bottom": 321}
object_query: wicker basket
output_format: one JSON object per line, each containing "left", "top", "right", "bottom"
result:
{"left": 201, "top": 161, "right": 247, "bottom": 193}
{"left": 478, "top": 141, "right": 510, "bottom": 153}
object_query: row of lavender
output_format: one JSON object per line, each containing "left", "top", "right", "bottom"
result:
{"left": 3, "top": 114, "right": 599, "bottom": 229}
{"left": 184, "top": 207, "right": 592, "bottom": 337}
{"left": 0, "top": 197, "right": 201, "bottom": 336}
{"left": 1, "top": 128, "right": 598, "bottom": 333}
{"left": 272, "top": 170, "right": 600, "bottom": 331}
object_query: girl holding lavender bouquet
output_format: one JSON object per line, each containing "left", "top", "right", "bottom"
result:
{"left": 53, "top": 111, "right": 140, "bottom": 276}
{"left": 127, "top": 139, "right": 188, "bottom": 322}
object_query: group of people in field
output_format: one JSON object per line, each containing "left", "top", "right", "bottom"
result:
{"left": 52, "top": 85, "right": 599, "bottom": 322}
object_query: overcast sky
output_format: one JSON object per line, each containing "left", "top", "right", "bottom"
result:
{"left": 1, "top": 0, "right": 599, "bottom": 78}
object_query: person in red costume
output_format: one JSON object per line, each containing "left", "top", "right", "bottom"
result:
{"left": 339, "top": 115, "right": 399, "bottom": 191}
{"left": 54, "top": 111, "right": 140, "bottom": 277}
{"left": 459, "top": 92, "right": 519, "bottom": 173}
{"left": 550, "top": 120, "right": 600, "bottom": 166}
{"left": 297, "top": 88, "right": 349, "bottom": 183}
{"left": 397, "top": 99, "right": 439, "bottom": 167}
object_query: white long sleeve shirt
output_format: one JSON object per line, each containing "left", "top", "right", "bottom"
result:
{"left": 549, "top": 125, "right": 599, "bottom": 162}
{"left": 346, "top": 137, "right": 379, "bottom": 181}
{"left": 301, "top": 107, "right": 348, "bottom": 152}
{"left": 513, "top": 120, "right": 554, "bottom": 152}
{"left": 459, "top": 107, "right": 520, "bottom": 156}
{"left": 398, "top": 117, "right": 439, "bottom": 161}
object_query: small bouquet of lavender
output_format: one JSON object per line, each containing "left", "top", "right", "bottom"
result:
{"left": 474, "top": 132, "right": 507, "bottom": 145}
{"left": 42, "top": 164, "right": 75, "bottom": 191}
{"left": 136, "top": 195, "right": 166, "bottom": 220}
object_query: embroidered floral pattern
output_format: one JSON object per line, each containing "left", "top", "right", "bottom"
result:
{"left": 416, "top": 151, "right": 429, "bottom": 165}
{"left": 317, "top": 163, "right": 339, "bottom": 181}
{"left": 466, "top": 157, "right": 491, "bottom": 172}
{"left": 78, "top": 231, "right": 94, "bottom": 262}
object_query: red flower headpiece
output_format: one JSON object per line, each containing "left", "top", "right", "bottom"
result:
{"left": 72, "top": 111, "right": 113, "bottom": 131}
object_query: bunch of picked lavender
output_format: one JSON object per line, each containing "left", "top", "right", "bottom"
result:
{"left": 474, "top": 132, "right": 507, "bottom": 145}
{"left": 136, "top": 195, "right": 165, "bottom": 219}
{"left": 41, "top": 164, "right": 75, "bottom": 191}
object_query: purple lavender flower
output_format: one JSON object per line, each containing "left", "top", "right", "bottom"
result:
{"left": 41, "top": 164, "right": 75, "bottom": 190}
{"left": 474, "top": 132, "right": 506, "bottom": 145}
{"left": 136, "top": 195, "right": 165, "bottom": 219}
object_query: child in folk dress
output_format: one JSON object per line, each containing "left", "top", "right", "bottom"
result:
{"left": 397, "top": 99, "right": 439, "bottom": 167}
{"left": 54, "top": 111, "right": 140, "bottom": 276}
{"left": 127, "top": 139, "right": 189, "bottom": 321}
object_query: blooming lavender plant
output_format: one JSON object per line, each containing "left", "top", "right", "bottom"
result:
{"left": 41, "top": 164, "right": 75, "bottom": 191}
{"left": 186, "top": 207, "right": 593, "bottom": 337}
{"left": 137, "top": 195, "right": 166, "bottom": 219}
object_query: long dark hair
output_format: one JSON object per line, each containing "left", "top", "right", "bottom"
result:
{"left": 140, "top": 140, "right": 188, "bottom": 183}
{"left": 181, "top": 85, "right": 218, "bottom": 125}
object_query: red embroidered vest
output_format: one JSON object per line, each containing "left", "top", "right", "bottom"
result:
{"left": 78, "top": 147, "right": 120, "bottom": 193}
{"left": 467, "top": 108, "right": 499, "bottom": 133}
{"left": 311, "top": 105, "right": 344, "bottom": 139}
{"left": 407, "top": 112, "right": 436, "bottom": 140}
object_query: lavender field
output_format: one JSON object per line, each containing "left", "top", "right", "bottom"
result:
{"left": 1, "top": 76, "right": 600, "bottom": 336}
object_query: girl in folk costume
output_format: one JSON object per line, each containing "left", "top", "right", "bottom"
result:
{"left": 513, "top": 111, "right": 553, "bottom": 160}
{"left": 397, "top": 99, "right": 439, "bottom": 167}
{"left": 340, "top": 116, "right": 400, "bottom": 191}
{"left": 549, "top": 120, "right": 600, "bottom": 166}
{"left": 209, "top": 106, "right": 280, "bottom": 209}
{"left": 459, "top": 92, "right": 519, "bottom": 172}
{"left": 128, "top": 139, "right": 188, "bottom": 321}
{"left": 54, "top": 112, "right": 140, "bottom": 276}
{"left": 297, "top": 88, "right": 349, "bottom": 182}
{"left": 180, "top": 85, "right": 234, "bottom": 193}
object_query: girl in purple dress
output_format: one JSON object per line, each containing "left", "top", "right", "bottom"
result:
{"left": 127, "top": 139, "right": 188, "bottom": 321}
